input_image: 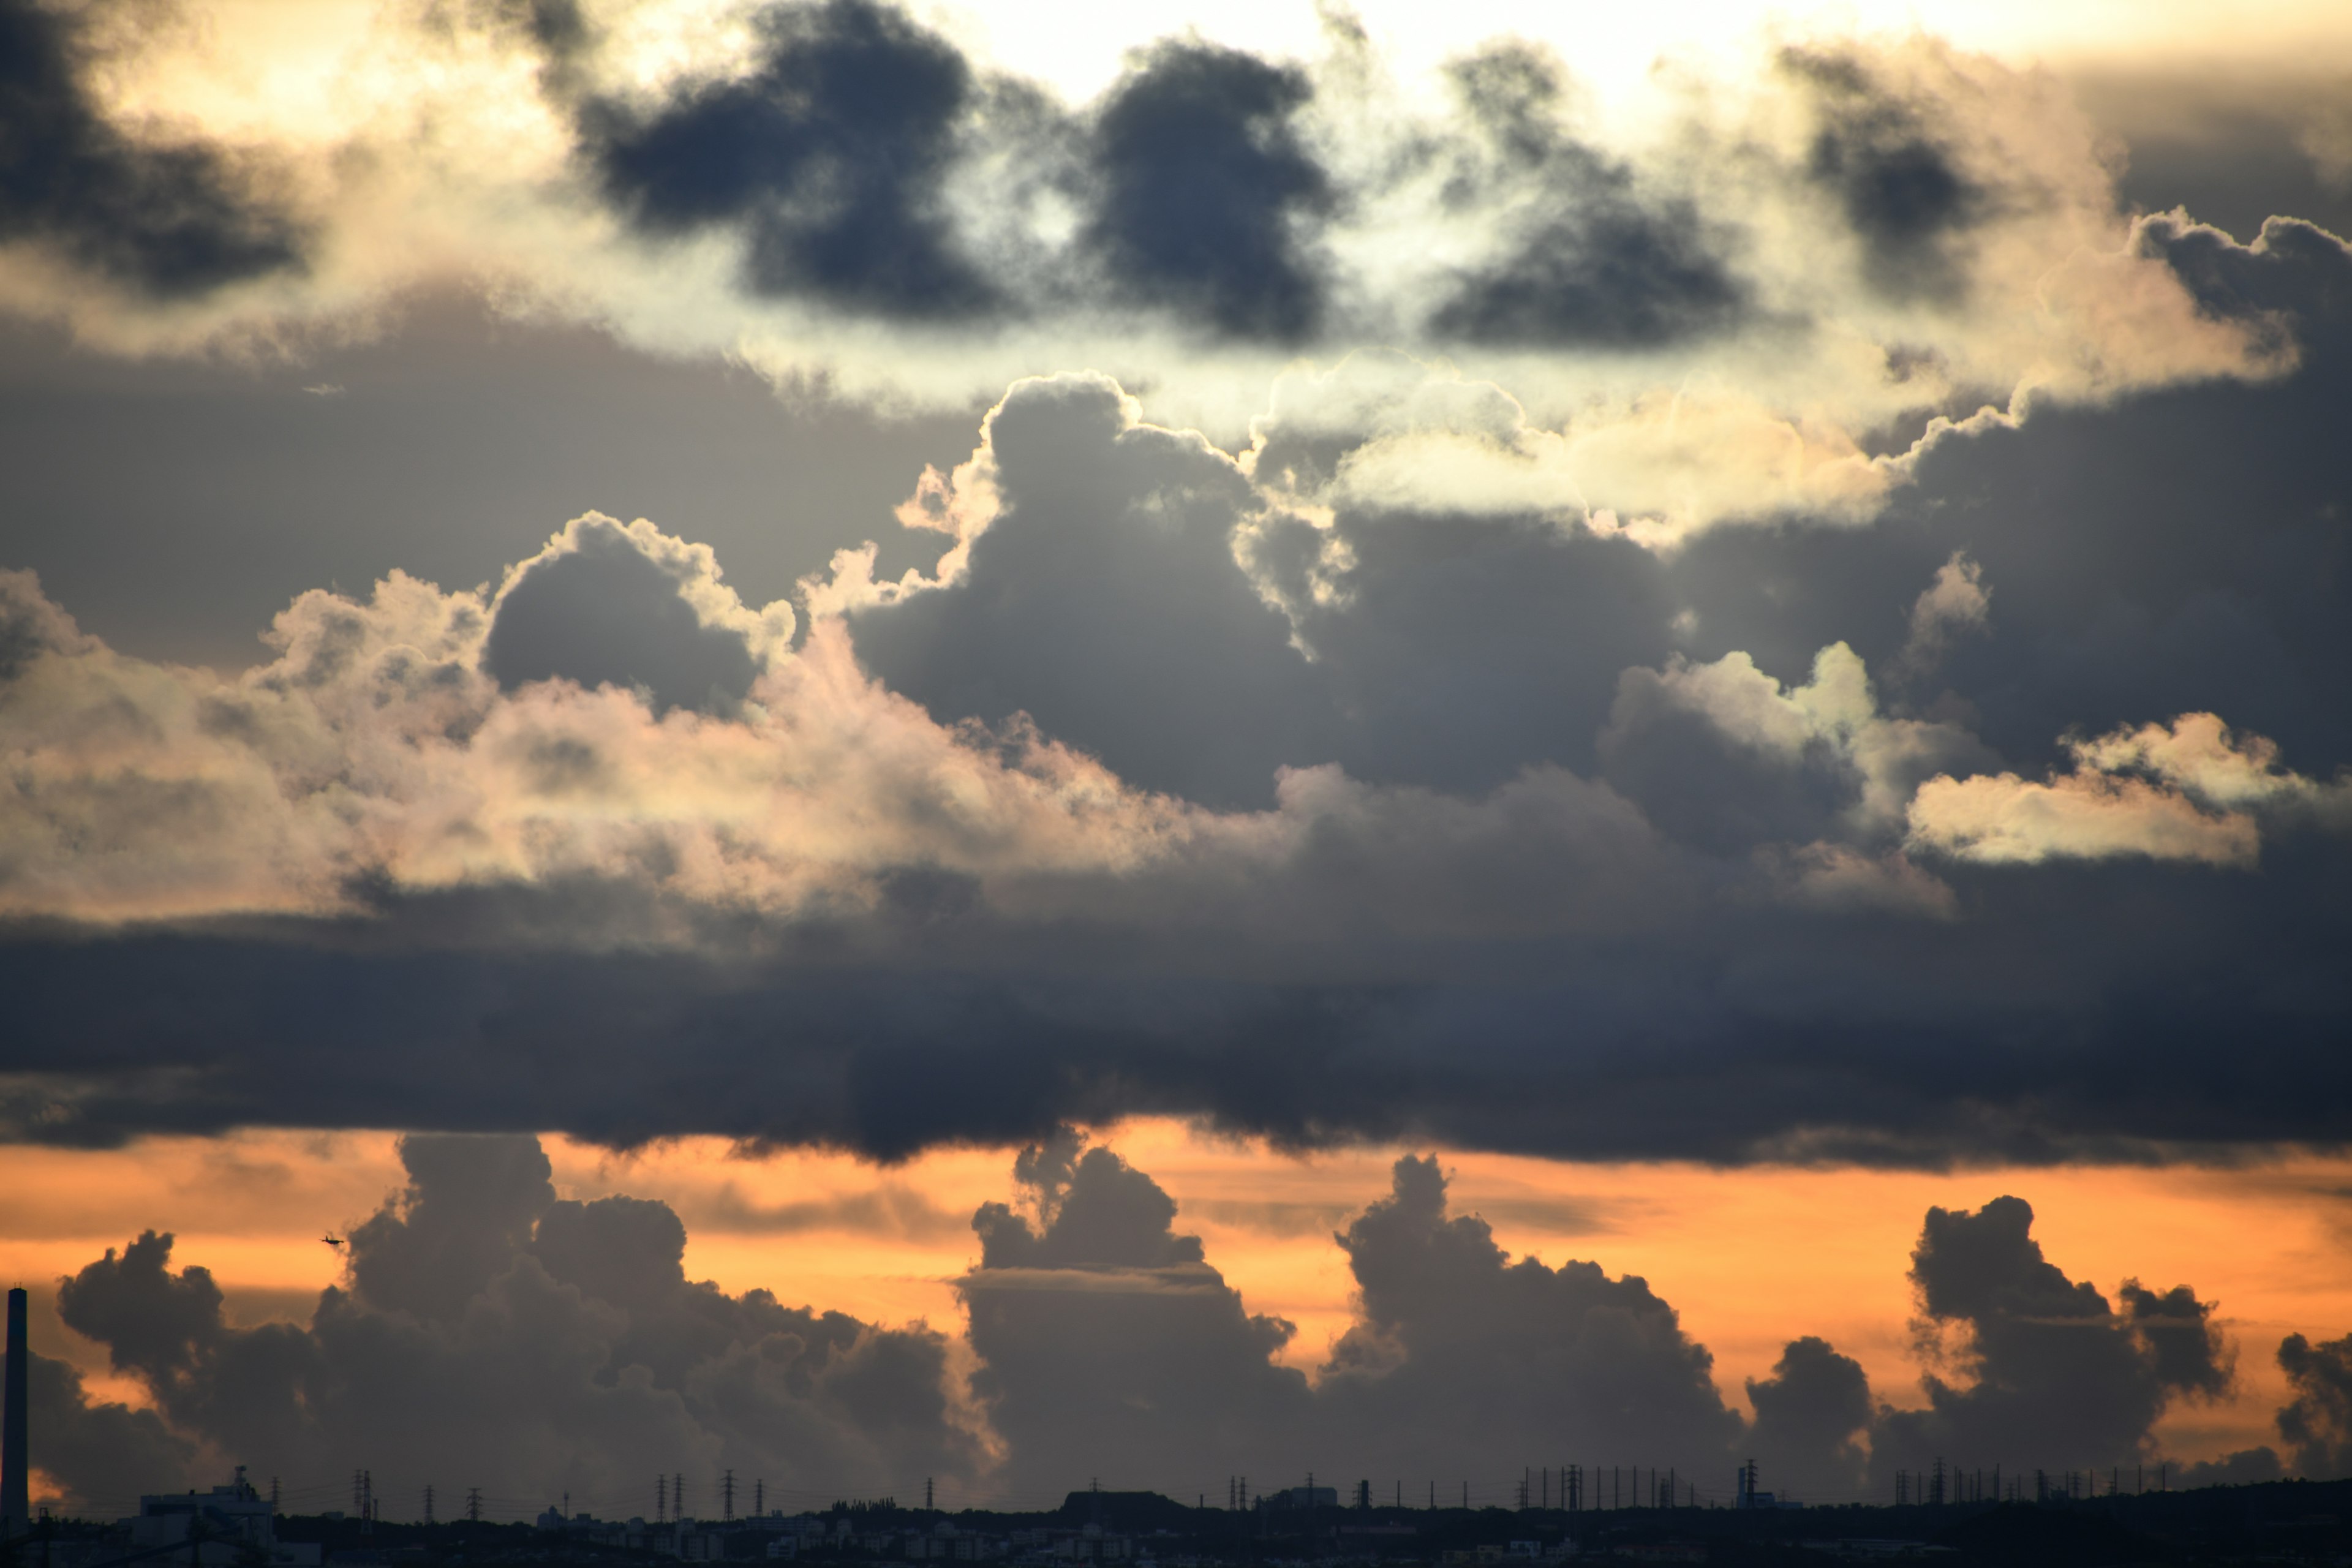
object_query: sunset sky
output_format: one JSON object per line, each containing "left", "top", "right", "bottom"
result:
{"left": 4, "top": 0, "right": 2351, "bottom": 1528}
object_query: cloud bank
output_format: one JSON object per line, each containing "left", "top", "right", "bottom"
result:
{"left": 3, "top": 207, "right": 2351, "bottom": 1164}
{"left": 2, "top": 4, "right": 2351, "bottom": 1171}
{"left": 31, "top": 1131, "right": 2332, "bottom": 1514}
{"left": 0, "top": 0, "right": 2299, "bottom": 461}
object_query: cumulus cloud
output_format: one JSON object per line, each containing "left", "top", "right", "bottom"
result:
{"left": 1870, "top": 1197, "right": 2233, "bottom": 1479}
{"left": 5, "top": 348, "right": 2352, "bottom": 1162}
{"left": 1602, "top": 640, "right": 1991, "bottom": 850}
{"left": 3, "top": 206, "right": 2352, "bottom": 1164}
{"left": 51, "top": 1133, "right": 980, "bottom": 1505}
{"left": 1906, "top": 713, "right": 2349, "bottom": 867}
{"left": 959, "top": 1134, "right": 1311, "bottom": 1490}
{"left": 1896, "top": 552, "right": 1989, "bottom": 678}
{"left": 2277, "top": 1331, "right": 2352, "bottom": 1479}
{"left": 1316, "top": 1154, "right": 1741, "bottom": 1481}
{"left": 965, "top": 1136, "right": 1800, "bottom": 1488}
{"left": 1746, "top": 1338, "right": 1872, "bottom": 1499}
{"left": 483, "top": 513, "right": 791, "bottom": 716}
{"left": 842, "top": 374, "right": 1338, "bottom": 808}
{"left": 35, "top": 1132, "right": 2290, "bottom": 1511}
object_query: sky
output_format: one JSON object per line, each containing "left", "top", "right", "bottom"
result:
{"left": 3, "top": 0, "right": 2352, "bottom": 1526}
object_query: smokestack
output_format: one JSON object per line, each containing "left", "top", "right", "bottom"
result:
{"left": 4, "top": 1286, "right": 28, "bottom": 1537}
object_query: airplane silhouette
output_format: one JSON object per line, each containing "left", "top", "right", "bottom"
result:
{"left": 322, "top": 1234, "right": 345, "bottom": 1249}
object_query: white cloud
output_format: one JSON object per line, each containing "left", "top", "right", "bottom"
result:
{"left": 1905, "top": 713, "right": 2350, "bottom": 867}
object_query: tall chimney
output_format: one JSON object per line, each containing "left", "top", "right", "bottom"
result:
{"left": 3, "top": 1286, "right": 28, "bottom": 1537}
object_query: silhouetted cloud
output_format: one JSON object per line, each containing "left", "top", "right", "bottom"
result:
{"left": 1317, "top": 1155, "right": 1742, "bottom": 1481}
{"left": 25, "top": 1350, "right": 193, "bottom": 1512}
{"left": 2278, "top": 1332, "right": 2352, "bottom": 1479}
{"left": 51, "top": 1134, "right": 979, "bottom": 1502}
{"left": 28, "top": 1131, "right": 2312, "bottom": 1505}
{"left": 959, "top": 1134, "right": 1311, "bottom": 1489}
{"left": 587, "top": 0, "right": 995, "bottom": 318}
{"left": 0, "top": 0, "right": 302, "bottom": 298}
{"left": 1747, "top": 1338, "right": 1873, "bottom": 1500}
{"left": 1870, "top": 1197, "right": 2233, "bottom": 1477}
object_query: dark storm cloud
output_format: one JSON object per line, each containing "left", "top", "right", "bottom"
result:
{"left": 1, "top": 225, "right": 2350, "bottom": 1170}
{"left": 1782, "top": 47, "right": 1986, "bottom": 303}
{"left": 0, "top": 0, "right": 302, "bottom": 297}
{"left": 1869, "top": 1197, "right": 2231, "bottom": 1476}
{"left": 2, "top": 819, "right": 2351, "bottom": 1164}
{"left": 587, "top": 0, "right": 995, "bottom": 318}
{"left": 1429, "top": 46, "right": 1746, "bottom": 349}
{"left": 482, "top": 516, "right": 761, "bottom": 715}
{"left": 51, "top": 1134, "right": 979, "bottom": 1502}
{"left": 1083, "top": 42, "right": 1334, "bottom": 342}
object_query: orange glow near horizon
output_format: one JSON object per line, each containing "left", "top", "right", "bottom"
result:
{"left": 5, "top": 1121, "right": 2350, "bottom": 1464}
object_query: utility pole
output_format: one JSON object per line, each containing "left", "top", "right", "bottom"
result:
{"left": 467, "top": 1489, "right": 482, "bottom": 1525}
{"left": 723, "top": 1472, "right": 734, "bottom": 1523}
{"left": 756, "top": 1481, "right": 765, "bottom": 1518}
{"left": 424, "top": 1485, "right": 435, "bottom": 1526}
{"left": 658, "top": 1477, "right": 667, "bottom": 1525}
{"left": 925, "top": 1479, "right": 932, "bottom": 1513}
